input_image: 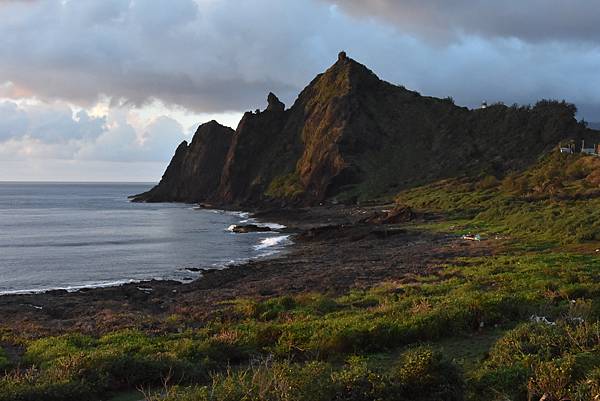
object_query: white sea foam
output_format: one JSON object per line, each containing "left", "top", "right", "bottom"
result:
{"left": 225, "top": 210, "right": 250, "bottom": 218}
{"left": 0, "top": 279, "right": 140, "bottom": 296}
{"left": 262, "top": 222, "right": 286, "bottom": 230}
{"left": 254, "top": 235, "right": 291, "bottom": 251}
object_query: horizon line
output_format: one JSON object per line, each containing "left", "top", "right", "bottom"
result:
{"left": 0, "top": 180, "right": 158, "bottom": 184}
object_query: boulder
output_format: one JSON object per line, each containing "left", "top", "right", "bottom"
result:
{"left": 230, "top": 224, "right": 273, "bottom": 233}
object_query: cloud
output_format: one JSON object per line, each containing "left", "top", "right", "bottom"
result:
{"left": 0, "top": 100, "right": 185, "bottom": 162}
{"left": 1, "top": 0, "right": 599, "bottom": 122}
{"left": 76, "top": 111, "right": 186, "bottom": 162}
{"left": 324, "top": 0, "right": 600, "bottom": 44}
{"left": 0, "top": 100, "right": 106, "bottom": 143}
{"left": 0, "top": 0, "right": 331, "bottom": 113}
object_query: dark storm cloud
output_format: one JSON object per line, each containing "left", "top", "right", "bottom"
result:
{"left": 0, "top": 0, "right": 328, "bottom": 113}
{"left": 325, "top": 0, "right": 600, "bottom": 43}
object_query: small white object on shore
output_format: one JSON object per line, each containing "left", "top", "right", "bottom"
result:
{"left": 461, "top": 234, "right": 481, "bottom": 241}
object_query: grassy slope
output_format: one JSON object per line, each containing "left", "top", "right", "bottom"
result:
{"left": 2, "top": 153, "right": 600, "bottom": 401}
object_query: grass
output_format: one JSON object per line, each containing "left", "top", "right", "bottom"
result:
{"left": 0, "top": 347, "right": 9, "bottom": 372}
{"left": 2, "top": 152, "right": 600, "bottom": 400}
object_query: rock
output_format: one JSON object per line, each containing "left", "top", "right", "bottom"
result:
{"left": 338, "top": 51, "right": 347, "bottom": 62}
{"left": 230, "top": 224, "right": 272, "bottom": 233}
{"left": 266, "top": 92, "right": 285, "bottom": 112}
{"left": 363, "top": 205, "right": 414, "bottom": 225}
{"left": 259, "top": 288, "right": 276, "bottom": 296}
{"left": 131, "top": 120, "right": 234, "bottom": 203}
{"left": 382, "top": 206, "right": 414, "bottom": 224}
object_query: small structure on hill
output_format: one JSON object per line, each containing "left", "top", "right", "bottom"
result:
{"left": 560, "top": 142, "right": 574, "bottom": 154}
{"left": 581, "top": 139, "right": 597, "bottom": 155}
{"left": 480, "top": 101, "right": 488, "bottom": 109}
{"left": 559, "top": 140, "right": 575, "bottom": 154}
{"left": 558, "top": 140, "right": 600, "bottom": 156}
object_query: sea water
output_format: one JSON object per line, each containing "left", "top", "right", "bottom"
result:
{"left": 0, "top": 182, "right": 289, "bottom": 294}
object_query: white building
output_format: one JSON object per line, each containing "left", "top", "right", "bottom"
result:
{"left": 581, "top": 140, "right": 597, "bottom": 155}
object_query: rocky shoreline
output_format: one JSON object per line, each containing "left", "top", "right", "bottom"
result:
{"left": 0, "top": 203, "right": 497, "bottom": 337}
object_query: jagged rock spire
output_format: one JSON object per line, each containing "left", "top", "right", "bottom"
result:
{"left": 266, "top": 92, "right": 285, "bottom": 112}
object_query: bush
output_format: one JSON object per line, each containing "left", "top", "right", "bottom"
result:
{"left": 476, "top": 175, "right": 499, "bottom": 190}
{"left": 331, "top": 356, "right": 384, "bottom": 401}
{"left": 391, "top": 346, "right": 464, "bottom": 401}
{"left": 470, "top": 321, "right": 600, "bottom": 401}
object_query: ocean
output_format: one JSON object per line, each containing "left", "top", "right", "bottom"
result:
{"left": 0, "top": 182, "right": 290, "bottom": 294}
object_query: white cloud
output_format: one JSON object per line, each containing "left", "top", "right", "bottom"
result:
{"left": 0, "top": 99, "right": 186, "bottom": 163}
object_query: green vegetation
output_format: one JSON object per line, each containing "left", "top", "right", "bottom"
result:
{"left": 266, "top": 173, "right": 305, "bottom": 200}
{"left": 398, "top": 152, "right": 600, "bottom": 247}
{"left": 156, "top": 348, "right": 463, "bottom": 401}
{"left": 0, "top": 347, "right": 9, "bottom": 372}
{"left": 3, "top": 152, "right": 600, "bottom": 400}
{"left": 2, "top": 250, "right": 599, "bottom": 400}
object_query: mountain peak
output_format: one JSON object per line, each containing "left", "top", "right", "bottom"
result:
{"left": 326, "top": 51, "right": 380, "bottom": 87}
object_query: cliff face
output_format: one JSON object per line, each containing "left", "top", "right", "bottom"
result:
{"left": 134, "top": 52, "right": 596, "bottom": 205}
{"left": 133, "top": 120, "right": 234, "bottom": 202}
{"left": 217, "top": 93, "right": 297, "bottom": 204}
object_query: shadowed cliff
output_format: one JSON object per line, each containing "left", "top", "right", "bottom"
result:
{"left": 133, "top": 120, "right": 233, "bottom": 202}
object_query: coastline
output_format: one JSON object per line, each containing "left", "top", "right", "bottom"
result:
{"left": 0, "top": 203, "right": 495, "bottom": 336}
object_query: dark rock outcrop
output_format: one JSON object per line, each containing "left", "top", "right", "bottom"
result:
{"left": 363, "top": 206, "right": 415, "bottom": 225}
{"left": 134, "top": 53, "right": 599, "bottom": 206}
{"left": 229, "top": 224, "right": 272, "bottom": 233}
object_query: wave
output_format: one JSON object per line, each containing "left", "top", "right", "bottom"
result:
{"left": 0, "top": 278, "right": 141, "bottom": 296}
{"left": 254, "top": 235, "right": 291, "bottom": 251}
{"left": 261, "top": 222, "right": 286, "bottom": 230}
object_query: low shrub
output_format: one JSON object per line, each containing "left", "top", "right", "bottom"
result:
{"left": 391, "top": 346, "right": 464, "bottom": 401}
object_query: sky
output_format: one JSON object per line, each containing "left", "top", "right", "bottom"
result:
{"left": 1, "top": 0, "right": 599, "bottom": 181}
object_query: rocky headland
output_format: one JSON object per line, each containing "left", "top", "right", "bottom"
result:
{"left": 132, "top": 51, "right": 599, "bottom": 208}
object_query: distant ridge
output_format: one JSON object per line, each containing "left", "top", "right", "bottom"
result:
{"left": 133, "top": 52, "right": 599, "bottom": 205}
